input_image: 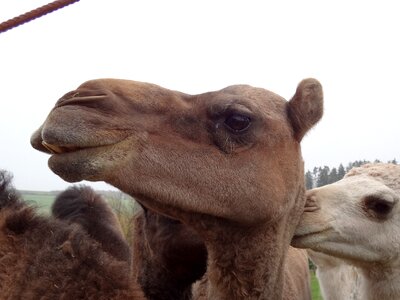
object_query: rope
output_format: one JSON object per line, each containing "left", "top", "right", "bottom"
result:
{"left": 0, "top": 0, "right": 80, "bottom": 34}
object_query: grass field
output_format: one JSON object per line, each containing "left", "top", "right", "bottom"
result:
{"left": 20, "top": 191, "right": 323, "bottom": 299}
{"left": 21, "top": 191, "right": 57, "bottom": 214}
{"left": 311, "top": 272, "right": 322, "bottom": 300}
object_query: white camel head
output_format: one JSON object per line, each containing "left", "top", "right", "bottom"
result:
{"left": 293, "top": 163, "right": 400, "bottom": 266}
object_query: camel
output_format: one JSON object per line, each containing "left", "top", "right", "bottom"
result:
{"left": 52, "top": 185, "right": 132, "bottom": 263}
{"left": 132, "top": 207, "right": 207, "bottom": 300}
{"left": 292, "top": 163, "right": 400, "bottom": 300}
{"left": 0, "top": 170, "right": 145, "bottom": 299}
{"left": 54, "top": 183, "right": 207, "bottom": 300}
{"left": 31, "top": 77, "right": 323, "bottom": 299}
{"left": 307, "top": 250, "right": 361, "bottom": 300}
{"left": 1, "top": 170, "right": 203, "bottom": 300}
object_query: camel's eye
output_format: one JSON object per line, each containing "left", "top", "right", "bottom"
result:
{"left": 363, "top": 195, "right": 394, "bottom": 220}
{"left": 224, "top": 114, "right": 251, "bottom": 133}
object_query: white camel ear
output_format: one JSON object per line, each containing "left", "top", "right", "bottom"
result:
{"left": 287, "top": 78, "right": 323, "bottom": 141}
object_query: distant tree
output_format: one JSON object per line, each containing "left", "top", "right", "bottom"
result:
{"left": 337, "top": 164, "right": 346, "bottom": 180}
{"left": 305, "top": 159, "right": 398, "bottom": 189}
{"left": 312, "top": 167, "right": 318, "bottom": 180}
{"left": 308, "top": 259, "right": 316, "bottom": 273}
{"left": 305, "top": 170, "right": 314, "bottom": 190}
{"left": 317, "top": 166, "right": 330, "bottom": 187}
{"left": 346, "top": 160, "right": 370, "bottom": 172}
{"left": 328, "top": 167, "right": 338, "bottom": 184}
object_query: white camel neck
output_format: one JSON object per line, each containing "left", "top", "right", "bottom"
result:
{"left": 359, "top": 263, "right": 400, "bottom": 300}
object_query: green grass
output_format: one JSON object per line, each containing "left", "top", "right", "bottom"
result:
{"left": 21, "top": 192, "right": 57, "bottom": 214}
{"left": 20, "top": 190, "right": 136, "bottom": 216}
{"left": 311, "top": 272, "right": 322, "bottom": 300}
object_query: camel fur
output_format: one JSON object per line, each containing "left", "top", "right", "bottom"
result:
{"left": 31, "top": 78, "right": 323, "bottom": 299}
{"left": 307, "top": 250, "right": 361, "bottom": 300}
{"left": 0, "top": 170, "right": 144, "bottom": 299}
{"left": 53, "top": 179, "right": 207, "bottom": 300}
{"left": 132, "top": 207, "right": 207, "bottom": 300}
{"left": 52, "top": 185, "right": 132, "bottom": 263}
{"left": 293, "top": 163, "right": 400, "bottom": 300}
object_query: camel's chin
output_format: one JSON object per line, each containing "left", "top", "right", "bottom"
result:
{"left": 48, "top": 151, "right": 106, "bottom": 183}
{"left": 47, "top": 137, "right": 139, "bottom": 183}
{"left": 304, "top": 240, "right": 383, "bottom": 264}
{"left": 291, "top": 230, "right": 379, "bottom": 263}
{"left": 47, "top": 145, "right": 120, "bottom": 182}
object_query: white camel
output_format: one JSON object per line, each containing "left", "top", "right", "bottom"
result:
{"left": 293, "top": 163, "right": 400, "bottom": 300}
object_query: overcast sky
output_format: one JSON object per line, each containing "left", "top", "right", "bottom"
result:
{"left": 0, "top": 0, "right": 399, "bottom": 191}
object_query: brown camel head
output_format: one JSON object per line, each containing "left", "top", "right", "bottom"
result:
{"left": 31, "top": 79, "right": 323, "bottom": 226}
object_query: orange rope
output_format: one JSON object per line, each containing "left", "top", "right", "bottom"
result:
{"left": 0, "top": 0, "right": 80, "bottom": 34}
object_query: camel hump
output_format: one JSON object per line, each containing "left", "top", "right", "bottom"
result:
{"left": 0, "top": 170, "right": 21, "bottom": 209}
{"left": 51, "top": 185, "right": 122, "bottom": 234}
{"left": 52, "top": 185, "right": 131, "bottom": 262}
{"left": 52, "top": 185, "right": 100, "bottom": 220}
{"left": 287, "top": 78, "right": 323, "bottom": 141}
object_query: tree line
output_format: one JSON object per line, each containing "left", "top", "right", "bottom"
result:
{"left": 305, "top": 158, "right": 398, "bottom": 189}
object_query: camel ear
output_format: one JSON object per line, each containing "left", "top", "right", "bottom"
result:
{"left": 287, "top": 78, "right": 323, "bottom": 141}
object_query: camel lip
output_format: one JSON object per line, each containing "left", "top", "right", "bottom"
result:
{"left": 292, "top": 231, "right": 320, "bottom": 239}
{"left": 291, "top": 228, "right": 332, "bottom": 244}
{"left": 41, "top": 140, "right": 117, "bottom": 156}
{"left": 34, "top": 130, "right": 133, "bottom": 155}
{"left": 39, "top": 134, "right": 135, "bottom": 157}
{"left": 41, "top": 141, "right": 84, "bottom": 155}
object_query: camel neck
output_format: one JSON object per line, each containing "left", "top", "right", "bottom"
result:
{"left": 360, "top": 264, "right": 400, "bottom": 300}
{"left": 203, "top": 221, "right": 290, "bottom": 300}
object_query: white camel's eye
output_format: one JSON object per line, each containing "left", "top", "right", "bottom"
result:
{"left": 363, "top": 195, "right": 394, "bottom": 220}
{"left": 224, "top": 114, "right": 251, "bottom": 133}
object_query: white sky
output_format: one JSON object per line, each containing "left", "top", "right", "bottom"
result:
{"left": 0, "top": 0, "right": 399, "bottom": 191}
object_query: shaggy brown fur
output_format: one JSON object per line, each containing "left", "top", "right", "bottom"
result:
{"left": 31, "top": 78, "right": 323, "bottom": 299}
{"left": 132, "top": 207, "right": 207, "bottom": 300}
{"left": 53, "top": 183, "right": 205, "bottom": 300}
{"left": 0, "top": 170, "right": 145, "bottom": 299}
{"left": 52, "top": 185, "right": 131, "bottom": 263}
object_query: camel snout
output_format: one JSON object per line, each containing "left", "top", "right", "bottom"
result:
{"left": 30, "top": 125, "right": 49, "bottom": 154}
{"left": 304, "top": 191, "right": 320, "bottom": 212}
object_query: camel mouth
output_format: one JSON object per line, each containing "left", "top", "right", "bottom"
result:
{"left": 293, "top": 227, "right": 333, "bottom": 238}
{"left": 291, "top": 228, "right": 333, "bottom": 247}
{"left": 42, "top": 141, "right": 84, "bottom": 155}
{"left": 292, "top": 230, "right": 324, "bottom": 239}
{"left": 41, "top": 139, "right": 123, "bottom": 158}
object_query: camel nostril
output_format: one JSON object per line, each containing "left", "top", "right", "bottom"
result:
{"left": 55, "top": 89, "right": 108, "bottom": 108}
{"left": 308, "top": 195, "right": 317, "bottom": 202}
{"left": 304, "top": 194, "right": 320, "bottom": 212}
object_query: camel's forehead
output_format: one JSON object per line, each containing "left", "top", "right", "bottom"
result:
{"left": 345, "top": 164, "right": 400, "bottom": 195}
{"left": 79, "top": 79, "right": 285, "bottom": 99}
{"left": 78, "top": 79, "right": 288, "bottom": 118}
{"left": 338, "top": 175, "right": 386, "bottom": 190}
{"left": 219, "top": 84, "right": 286, "bottom": 104}
{"left": 78, "top": 78, "right": 183, "bottom": 99}
{"left": 205, "top": 84, "right": 288, "bottom": 117}
{"left": 80, "top": 79, "right": 285, "bottom": 99}
{"left": 330, "top": 175, "right": 395, "bottom": 200}
{"left": 79, "top": 78, "right": 160, "bottom": 89}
